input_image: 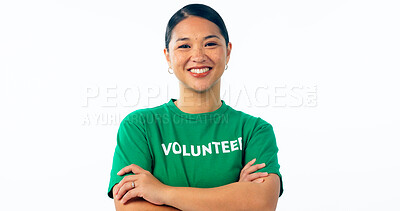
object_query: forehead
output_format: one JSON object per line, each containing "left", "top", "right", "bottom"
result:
{"left": 171, "top": 16, "right": 221, "bottom": 40}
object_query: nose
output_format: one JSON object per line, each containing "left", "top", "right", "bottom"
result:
{"left": 191, "top": 46, "right": 206, "bottom": 63}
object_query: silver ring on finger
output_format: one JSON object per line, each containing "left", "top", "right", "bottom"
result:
{"left": 131, "top": 181, "right": 135, "bottom": 188}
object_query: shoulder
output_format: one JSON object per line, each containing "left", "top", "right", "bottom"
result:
{"left": 227, "top": 105, "right": 273, "bottom": 130}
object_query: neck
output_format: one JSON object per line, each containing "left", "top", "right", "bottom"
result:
{"left": 175, "top": 81, "right": 222, "bottom": 114}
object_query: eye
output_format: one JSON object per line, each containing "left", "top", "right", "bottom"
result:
{"left": 178, "top": 44, "right": 190, "bottom": 49}
{"left": 205, "top": 43, "right": 217, "bottom": 47}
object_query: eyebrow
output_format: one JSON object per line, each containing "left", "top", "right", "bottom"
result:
{"left": 175, "top": 35, "right": 221, "bottom": 42}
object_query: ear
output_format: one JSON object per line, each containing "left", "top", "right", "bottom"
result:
{"left": 226, "top": 42, "right": 232, "bottom": 65}
{"left": 164, "top": 48, "right": 172, "bottom": 67}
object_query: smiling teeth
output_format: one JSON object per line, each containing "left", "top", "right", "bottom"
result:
{"left": 190, "top": 68, "right": 210, "bottom": 74}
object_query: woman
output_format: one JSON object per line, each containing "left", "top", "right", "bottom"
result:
{"left": 108, "top": 3, "right": 283, "bottom": 210}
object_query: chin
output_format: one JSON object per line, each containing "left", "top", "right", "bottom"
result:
{"left": 190, "top": 87, "right": 208, "bottom": 94}
{"left": 193, "top": 84, "right": 216, "bottom": 94}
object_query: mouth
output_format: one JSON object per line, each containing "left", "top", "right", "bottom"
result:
{"left": 187, "top": 66, "right": 213, "bottom": 74}
{"left": 187, "top": 66, "right": 212, "bottom": 78}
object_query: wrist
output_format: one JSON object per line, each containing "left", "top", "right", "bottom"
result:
{"left": 161, "top": 185, "right": 175, "bottom": 206}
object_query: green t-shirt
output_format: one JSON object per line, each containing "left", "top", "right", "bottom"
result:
{"left": 108, "top": 98, "right": 283, "bottom": 198}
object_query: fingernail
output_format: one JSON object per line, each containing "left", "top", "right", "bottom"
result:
{"left": 263, "top": 172, "right": 269, "bottom": 175}
{"left": 254, "top": 178, "right": 264, "bottom": 183}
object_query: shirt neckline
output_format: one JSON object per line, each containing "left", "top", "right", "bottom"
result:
{"left": 166, "top": 98, "right": 229, "bottom": 120}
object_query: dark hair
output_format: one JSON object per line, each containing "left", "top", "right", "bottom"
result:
{"left": 165, "top": 4, "right": 229, "bottom": 52}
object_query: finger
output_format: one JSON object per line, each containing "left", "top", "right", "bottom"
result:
{"left": 243, "top": 163, "right": 266, "bottom": 175}
{"left": 246, "top": 172, "right": 269, "bottom": 182}
{"left": 252, "top": 178, "right": 264, "bottom": 183}
{"left": 114, "top": 178, "right": 128, "bottom": 196}
{"left": 113, "top": 185, "right": 119, "bottom": 197}
{"left": 114, "top": 175, "right": 138, "bottom": 196}
{"left": 121, "top": 189, "right": 141, "bottom": 204}
{"left": 114, "top": 183, "right": 121, "bottom": 196}
{"left": 241, "top": 158, "right": 256, "bottom": 173}
{"left": 240, "top": 158, "right": 256, "bottom": 177}
{"left": 116, "top": 180, "right": 136, "bottom": 200}
{"left": 117, "top": 164, "right": 146, "bottom": 176}
{"left": 117, "top": 164, "right": 143, "bottom": 176}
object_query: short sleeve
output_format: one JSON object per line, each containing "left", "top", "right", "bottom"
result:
{"left": 107, "top": 115, "right": 153, "bottom": 198}
{"left": 244, "top": 118, "right": 284, "bottom": 197}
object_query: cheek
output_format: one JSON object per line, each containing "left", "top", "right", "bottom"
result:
{"left": 209, "top": 49, "right": 226, "bottom": 64}
{"left": 171, "top": 52, "right": 187, "bottom": 67}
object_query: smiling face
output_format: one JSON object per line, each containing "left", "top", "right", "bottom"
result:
{"left": 164, "top": 16, "right": 232, "bottom": 93}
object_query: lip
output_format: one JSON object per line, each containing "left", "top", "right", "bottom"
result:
{"left": 186, "top": 66, "right": 212, "bottom": 71}
{"left": 187, "top": 66, "right": 212, "bottom": 78}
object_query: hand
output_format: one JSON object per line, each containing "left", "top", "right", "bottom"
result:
{"left": 113, "top": 164, "right": 170, "bottom": 205}
{"left": 239, "top": 158, "right": 269, "bottom": 183}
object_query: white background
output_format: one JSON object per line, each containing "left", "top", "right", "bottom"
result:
{"left": 1, "top": 0, "right": 399, "bottom": 210}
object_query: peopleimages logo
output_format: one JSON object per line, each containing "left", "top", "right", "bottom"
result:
{"left": 81, "top": 83, "right": 318, "bottom": 126}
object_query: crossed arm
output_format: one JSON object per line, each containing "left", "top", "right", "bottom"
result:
{"left": 112, "top": 159, "right": 280, "bottom": 211}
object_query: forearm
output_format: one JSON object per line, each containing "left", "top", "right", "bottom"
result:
{"left": 163, "top": 177, "right": 279, "bottom": 211}
{"left": 114, "top": 197, "right": 180, "bottom": 211}
{"left": 113, "top": 186, "right": 181, "bottom": 211}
